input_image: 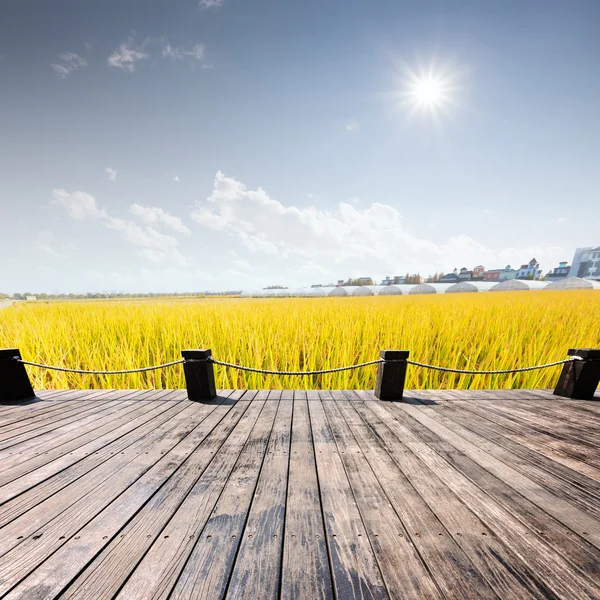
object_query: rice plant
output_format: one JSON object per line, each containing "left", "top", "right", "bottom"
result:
{"left": 1, "top": 290, "right": 598, "bottom": 391}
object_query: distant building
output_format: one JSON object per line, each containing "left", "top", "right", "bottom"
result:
{"left": 458, "top": 267, "right": 472, "bottom": 281}
{"left": 438, "top": 273, "right": 459, "bottom": 283}
{"left": 484, "top": 265, "right": 517, "bottom": 281}
{"left": 380, "top": 277, "right": 394, "bottom": 286}
{"left": 356, "top": 277, "right": 373, "bottom": 285}
{"left": 472, "top": 265, "right": 485, "bottom": 280}
{"left": 25, "top": 295, "right": 36, "bottom": 301}
{"left": 516, "top": 258, "right": 542, "bottom": 280}
{"left": 545, "top": 261, "right": 571, "bottom": 281}
{"left": 393, "top": 275, "right": 404, "bottom": 284}
{"left": 310, "top": 284, "right": 323, "bottom": 288}
{"left": 570, "top": 246, "right": 600, "bottom": 280}
{"left": 336, "top": 280, "right": 345, "bottom": 287}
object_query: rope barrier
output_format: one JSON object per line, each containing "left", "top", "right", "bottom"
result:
{"left": 405, "top": 356, "right": 581, "bottom": 375}
{"left": 204, "top": 357, "right": 385, "bottom": 376}
{"left": 13, "top": 358, "right": 185, "bottom": 375}
{"left": 12, "top": 354, "right": 582, "bottom": 376}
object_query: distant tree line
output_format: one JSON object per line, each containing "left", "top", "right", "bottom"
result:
{"left": 3, "top": 291, "right": 242, "bottom": 300}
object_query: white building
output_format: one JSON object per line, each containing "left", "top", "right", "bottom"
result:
{"left": 570, "top": 246, "right": 600, "bottom": 280}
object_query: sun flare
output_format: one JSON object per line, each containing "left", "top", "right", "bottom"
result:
{"left": 413, "top": 77, "right": 444, "bottom": 106}
{"left": 398, "top": 62, "right": 459, "bottom": 122}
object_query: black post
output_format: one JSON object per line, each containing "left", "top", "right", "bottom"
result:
{"left": 375, "top": 350, "right": 410, "bottom": 401}
{"left": 181, "top": 349, "right": 217, "bottom": 401}
{"left": 0, "top": 349, "right": 36, "bottom": 403}
{"left": 554, "top": 348, "right": 600, "bottom": 401}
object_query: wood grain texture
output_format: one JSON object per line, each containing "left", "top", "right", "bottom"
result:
{"left": 308, "top": 391, "right": 389, "bottom": 599}
{"left": 0, "top": 388, "right": 598, "bottom": 599}
{"left": 280, "top": 391, "right": 333, "bottom": 600}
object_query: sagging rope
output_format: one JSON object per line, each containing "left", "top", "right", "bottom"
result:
{"left": 12, "top": 355, "right": 582, "bottom": 376}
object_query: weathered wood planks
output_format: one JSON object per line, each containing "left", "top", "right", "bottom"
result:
{"left": 0, "top": 388, "right": 598, "bottom": 599}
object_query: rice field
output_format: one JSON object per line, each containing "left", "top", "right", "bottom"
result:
{"left": 1, "top": 290, "right": 598, "bottom": 391}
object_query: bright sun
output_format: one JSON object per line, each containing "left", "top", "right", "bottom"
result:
{"left": 413, "top": 78, "right": 444, "bottom": 106}
{"left": 398, "top": 63, "right": 459, "bottom": 122}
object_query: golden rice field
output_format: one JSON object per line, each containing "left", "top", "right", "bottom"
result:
{"left": 1, "top": 290, "right": 599, "bottom": 391}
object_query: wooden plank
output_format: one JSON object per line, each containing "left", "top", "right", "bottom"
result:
{"left": 0, "top": 390, "right": 171, "bottom": 475}
{"left": 224, "top": 390, "right": 293, "bottom": 599}
{"left": 0, "top": 390, "right": 78, "bottom": 417}
{"left": 4, "top": 392, "right": 241, "bottom": 600}
{"left": 307, "top": 390, "right": 388, "bottom": 599}
{"left": 367, "top": 399, "right": 600, "bottom": 596}
{"left": 0, "top": 390, "right": 159, "bottom": 463}
{"left": 446, "top": 400, "right": 600, "bottom": 483}
{"left": 167, "top": 391, "right": 282, "bottom": 600}
{"left": 0, "top": 392, "right": 135, "bottom": 451}
{"left": 323, "top": 393, "right": 442, "bottom": 599}
{"left": 474, "top": 399, "right": 600, "bottom": 451}
{"left": 525, "top": 395, "right": 600, "bottom": 422}
{"left": 0, "top": 394, "right": 189, "bottom": 531}
{"left": 106, "top": 392, "right": 268, "bottom": 599}
{"left": 102, "top": 392, "right": 269, "bottom": 599}
{"left": 358, "top": 393, "right": 600, "bottom": 588}
{"left": 400, "top": 401, "right": 600, "bottom": 523}
{"left": 0, "top": 391, "right": 184, "bottom": 483}
{"left": 0, "top": 396, "right": 226, "bottom": 596}
{"left": 349, "top": 393, "right": 544, "bottom": 599}
{"left": 280, "top": 391, "right": 333, "bottom": 600}
{"left": 0, "top": 394, "right": 182, "bottom": 505}
{"left": 0, "top": 389, "right": 118, "bottom": 431}
{"left": 53, "top": 391, "right": 253, "bottom": 600}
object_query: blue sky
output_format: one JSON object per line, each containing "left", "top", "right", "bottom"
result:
{"left": 1, "top": 0, "right": 599, "bottom": 293}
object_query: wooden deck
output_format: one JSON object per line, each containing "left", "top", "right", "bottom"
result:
{"left": 0, "top": 389, "right": 599, "bottom": 599}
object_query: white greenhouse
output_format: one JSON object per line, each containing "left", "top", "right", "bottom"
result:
{"left": 329, "top": 286, "right": 359, "bottom": 296}
{"left": 308, "top": 287, "right": 334, "bottom": 297}
{"left": 446, "top": 282, "right": 498, "bottom": 293}
{"left": 545, "top": 277, "right": 600, "bottom": 290}
{"left": 352, "top": 286, "right": 375, "bottom": 296}
{"left": 378, "top": 285, "right": 404, "bottom": 295}
{"left": 489, "top": 280, "right": 548, "bottom": 292}
{"left": 408, "top": 283, "right": 455, "bottom": 294}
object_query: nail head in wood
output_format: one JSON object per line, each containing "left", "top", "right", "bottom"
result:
{"left": 375, "top": 350, "right": 410, "bottom": 401}
{"left": 181, "top": 349, "right": 217, "bottom": 401}
{"left": 0, "top": 349, "right": 36, "bottom": 403}
{"left": 554, "top": 348, "right": 600, "bottom": 401}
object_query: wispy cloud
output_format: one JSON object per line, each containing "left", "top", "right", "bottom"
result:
{"left": 107, "top": 34, "right": 149, "bottom": 72}
{"left": 162, "top": 43, "right": 204, "bottom": 61}
{"left": 51, "top": 189, "right": 108, "bottom": 220}
{"left": 345, "top": 120, "right": 360, "bottom": 132}
{"left": 37, "top": 230, "right": 74, "bottom": 258}
{"left": 104, "top": 167, "right": 117, "bottom": 181}
{"left": 173, "top": 175, "right": 180, "bottom": 182}
{"left": 199, "top": 0, "right": 225, "bottom": 8}
{"left": 51, "top": 53, "right": 88, "bottom": 79}
{"left": 51, "top": 189, "right": 189, "bottom": 265}
{"left": 129, "top": 204, "right": 191, "bottom": 235}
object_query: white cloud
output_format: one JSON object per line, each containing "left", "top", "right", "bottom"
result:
{"left": 173, "top": 175, "right": 180, "bottom": 182}
{"left": 51, "top": 189, "right": 189, "bottom": 266}
{"left": 346, "top": 120, "right": 360, "bottom": 132}
{"left": 162, "top": 43, "right": 204, "bottom": 61}
{"left": 199, "top": 0, "right": 225, "bottom": 8}
{"left": 107, "top": 35, "right": 149, "bottom": 72}
{"left": 129, "top": 204, "right": 191, "bottom": 235}
{"left": 51, "top": 52, "right": 87, "bottom": 79}
{"left": 104, "top": 167, "right": 117, "bottom": 181}
{"left": 51, "top": 189, "right": 107, "bottom": 220}
{"left": 191, "top": 171, "right": 567, "bottom": 281}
